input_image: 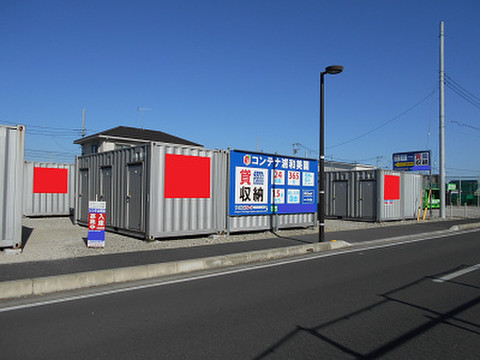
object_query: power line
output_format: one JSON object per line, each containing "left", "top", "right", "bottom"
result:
{"left": 445, "top": 82, "right": 480, "bottom": 109}
{"left": 327, "top": 90, "right": 436, "bottom": 149}
{"left": 0, "top": 119, "right": 83, "bottom": 132}
{"left": 451, "top": 120, "right": 480, "bottom": 132}
{"left": 444, "top": 75, "right": 480, "bottom": 110}
{"left": 445, "top": 74, "right": 480, "bottom": 102}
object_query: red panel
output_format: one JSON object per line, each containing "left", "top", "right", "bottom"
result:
{"left": 33, "top": 168, "right": 68, "bottom": 193}
{"left": 164, "top": 154, "right": 211, "bottom": 198}
{"left": 384, "top": 175, "right": 400, "bottom": 200}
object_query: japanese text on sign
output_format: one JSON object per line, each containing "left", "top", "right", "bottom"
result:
{"left": 229, "top": 151, "right": 318, "bottom": 215}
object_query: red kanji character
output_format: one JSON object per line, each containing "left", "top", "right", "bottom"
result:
{"left": 240, "top": 169, "right": 251, "bottom": 185}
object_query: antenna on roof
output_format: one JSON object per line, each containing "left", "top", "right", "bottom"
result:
{"left": 137, "top": 107, "right": 151, "bottom": 129}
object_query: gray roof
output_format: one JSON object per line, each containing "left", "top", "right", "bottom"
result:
{"left": 74, "top": 126, "right": 203, "bottom": 147}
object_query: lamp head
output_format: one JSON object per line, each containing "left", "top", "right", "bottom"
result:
{"left": 324, "top": 65, "right": 344, "bottom": 75}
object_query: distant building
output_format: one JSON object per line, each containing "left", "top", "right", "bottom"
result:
{"left": 74, "top": 126, "right": 203, "bottom": 155}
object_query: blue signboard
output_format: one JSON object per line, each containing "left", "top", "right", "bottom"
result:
{"left": 393, "top": 150, "right": 431, "bottom": 171}
{"left": 229, "top": 150, "right": 318, "bottom": 215}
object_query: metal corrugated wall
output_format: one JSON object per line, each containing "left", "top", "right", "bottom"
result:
{"left": 148, "top": 143, "right": 227, "bottom": 238}
{"left": 277, "top": 213, "right": 316, "bottom": 229}
{"left": 402, "top": 172, "right": 423, "bottom": 219}
{"left": 23, "top": 162, "right": 75, "bottom": 216}
{"left": 228, "top": 213, "right": 317, "bottom": 233}
{"left": 0, "top": 125, "right": 25, "bottom": 248}
{"left": 228, "top": 215, "right": 271, "bottom": 232}
{"left": 379, "top": 170, "right": 402, "bottom": 220}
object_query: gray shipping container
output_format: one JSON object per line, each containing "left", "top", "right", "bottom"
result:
{"left": 0, "top": 125, "right": 25, "bottom": 248}
{"left": 23, "top": 162, "right": 75, "bottom": 217}
{"left": 75, "top": 142, "right": 228, "bottom": 239}
{"left": 325, "top": 169, "right": 423, "bottom": 221}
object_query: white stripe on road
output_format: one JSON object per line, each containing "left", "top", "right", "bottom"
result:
{"left": 433, "top": 263, "right": 480, "bottom": 283}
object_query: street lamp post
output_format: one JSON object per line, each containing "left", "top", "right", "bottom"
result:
{"left": 319, "top": 65, "right": 343, "bottom": 242}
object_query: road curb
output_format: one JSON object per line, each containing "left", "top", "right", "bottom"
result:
{"left": 0, "top": 240, "right": 350, "bottom": 300}
{"left": 449, "top": 222, "right": 480, "bottom": 231}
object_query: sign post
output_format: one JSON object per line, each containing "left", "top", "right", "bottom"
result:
{"left": 87, "top": 201, "right": 106, "bottom": 248}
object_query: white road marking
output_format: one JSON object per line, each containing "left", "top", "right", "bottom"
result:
{"left": 433, "top": 263, "right": 480, "bottom": 283}
{"left": 0, "top": 228, "right": 479, "bottom": 313}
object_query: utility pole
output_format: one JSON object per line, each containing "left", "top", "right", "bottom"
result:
{"left": 82, "top": 109, "right": 86, "bottom": 137}
{"left": 439, "top": 21, "right": 446, "bottom": 218}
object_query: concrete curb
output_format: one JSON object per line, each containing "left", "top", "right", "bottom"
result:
{"left": 449, "top": 222, "right": 480, "bottom": 231}
{"left": 0, "top": 240, "right": 350, "bottom": 300}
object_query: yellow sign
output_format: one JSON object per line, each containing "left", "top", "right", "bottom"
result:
{"left": 395, "top": 162, "right": 414, "bottom": 167}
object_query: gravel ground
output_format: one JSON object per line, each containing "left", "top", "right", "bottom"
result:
{"left": 1, "top": 206, "right": 479, "bottom": 264}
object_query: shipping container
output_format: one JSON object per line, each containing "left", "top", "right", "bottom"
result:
{"left": 325, "top": 169, "right": 423, "bottom": 221}
{"left": 23, "top": 162, "right": 75, "bottom": 217}
{"left": 0, "top": 125, "right": 25, "bottom": 248}
{"left": 75, "top": 142, "right": 228, "bottom": 239}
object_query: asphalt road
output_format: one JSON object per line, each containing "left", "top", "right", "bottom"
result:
{"left": 1, "top": 229, "right": 479, "bottom": 359}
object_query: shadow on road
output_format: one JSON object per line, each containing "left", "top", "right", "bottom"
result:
{"left": 253, "top": 266, "right": 480, "bottom": 359}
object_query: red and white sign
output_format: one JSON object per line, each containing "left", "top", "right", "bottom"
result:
{"left": 89, "top": 212, "right": 106, "bottom": 230}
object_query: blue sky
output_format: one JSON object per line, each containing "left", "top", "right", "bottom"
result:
{"left": 1, "top": 0, "right": 479, "bottom": 177}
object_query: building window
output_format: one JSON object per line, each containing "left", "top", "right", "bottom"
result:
{"left": 91, "top": 144, "right": 98, "bottom": 153}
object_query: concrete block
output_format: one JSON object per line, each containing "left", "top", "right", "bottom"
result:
{"left": 75, "top": 270, "right": 115, "bottom": 287}
{"left": 261, "top": 247, "right": 290, "bottom": 260}
{"left": 287, "top": 244, "right": 314, "bottom": 256}
{"left": 0, "top": 279, "right": 33, "bottom": 299}
{"left": 33, "top": 273, "right": 80, "bottom": 295}
{"left": 147, "top": 262, "right": 178, "bottom": 278}
{"left": 329, "top": 240, "right": 350, "bottom": 250}
{"left": 113, "top": 266, "right": 148, "bottom": 283}
{"left": 203, "top": 256, "right": 227, "bottom": 269}
{"left": 247, "top": 250, "right": 273, "bottom": 263}
{"left": 220, "top": 253, "right": 250, "bottom": 267}
{"left": 176, "top": 259, "right": 205, "bottom": 274}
